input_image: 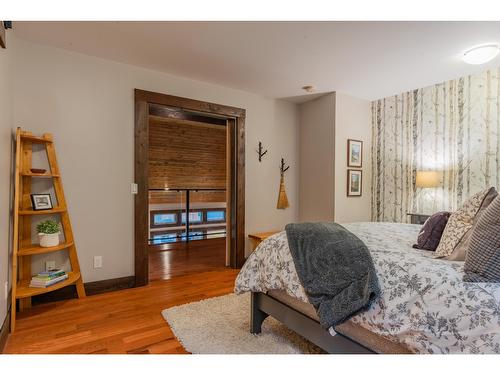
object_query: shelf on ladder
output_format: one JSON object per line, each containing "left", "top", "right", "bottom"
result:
{"left": 19, "top": 134, "right": 53, "bottom": 143}
{"left": 18, "top": 207, "right": 67, "bottom": 215}
{"left": 20, "top": 172, "right": 60, "bottom": 178}
{"left": 18, "top": 241, "right": 74, "bottom": 256}
{"left": 11, "top": 128, "right": 86, "bottom": 333}
{"left": 16, "top": 271, "right": 82, "bottom": 299}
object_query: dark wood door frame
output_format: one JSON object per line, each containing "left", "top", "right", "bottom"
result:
{"left": 134, "top": 89, "right": 246, "bottom": 287}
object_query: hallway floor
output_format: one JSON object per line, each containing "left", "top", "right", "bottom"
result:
{"left": 148, "top": 237, "right": 227, "bottom": 280}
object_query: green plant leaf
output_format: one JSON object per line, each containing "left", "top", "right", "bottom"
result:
{"left": 36, "top": 220, "right": 60, "bottom": 234}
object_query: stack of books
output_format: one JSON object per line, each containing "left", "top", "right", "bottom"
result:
{"left": 29, "top": 269, "right": 68, "bottom": 288}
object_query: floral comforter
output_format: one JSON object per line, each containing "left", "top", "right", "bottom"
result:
{"left": 235, "top": 222, "right": 500, "bottom": 354}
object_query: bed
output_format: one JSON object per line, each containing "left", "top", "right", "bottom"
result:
{"left": 235, "top": 222, "right": 500, "bottom": 354}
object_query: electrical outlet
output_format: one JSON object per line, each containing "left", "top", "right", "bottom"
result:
{"left": 93, "top": 256, "right": 102, "bottom": 269}
{"left": 4, "top": 281, "right": 8, "bottom": 301}
{"left": 45, "top": 260, "right": 56, "bottom": 271}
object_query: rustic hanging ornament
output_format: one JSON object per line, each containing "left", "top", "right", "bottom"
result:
{"left": 257, "top": 141, "right": 268, "bottom": 162}
{"left": 277, "top": 158, "right": 290, "bottom": 209}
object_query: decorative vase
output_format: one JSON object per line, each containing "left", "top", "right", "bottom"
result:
{"left": 39, "top": 232, "right": 60, "bottom": 247}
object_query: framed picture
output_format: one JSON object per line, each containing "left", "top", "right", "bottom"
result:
{"left": 347, "top": 139, "right": 363, "bottom": 167}
{"left": 347, "top": 170, "right": 362, "bottom": 197}
{"left": 31, "top": 194, "right": 53, "bottom": 211}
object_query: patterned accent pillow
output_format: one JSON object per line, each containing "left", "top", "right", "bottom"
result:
{"left": 464, "top": 195, "right": 500, "bottom": 282}
{"left": 412, "top": 211, "right": 451, "bottom": 251}
{"left": 446, "top": 187, "right": 498, "bottom": 261}
{"left": 435, "top": 188, "right": 490, "bottom": 258}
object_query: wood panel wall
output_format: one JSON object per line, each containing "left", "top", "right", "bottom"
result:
{"left": 149, "top": 191, "right": 226, "bottom": 205}
{"left": 135, "top": 89, "right": 246, "bottom": 281}
{"left": 148, "top": 117, "right": 226, "bottom": 190}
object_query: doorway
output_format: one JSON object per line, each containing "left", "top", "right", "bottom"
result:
{"left": 134, "top": 89, "right": 246, "bottom": 286}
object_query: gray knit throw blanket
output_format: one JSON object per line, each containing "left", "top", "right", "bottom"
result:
{"left": 285, "top": 222, "right": 381, "bottom": 328}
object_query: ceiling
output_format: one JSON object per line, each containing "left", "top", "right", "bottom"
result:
{"left": 13, "top": 21, "right": 500, "bottom": 101}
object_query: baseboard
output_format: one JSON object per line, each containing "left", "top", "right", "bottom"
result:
{"left": 85, "top": 276, "right": 136, "bottom": 295}
{"left": 32, "top": 276, "right": 136, "bottom": 305}
{"left": 0, "top": 309, "right": 10, "bottom": 354}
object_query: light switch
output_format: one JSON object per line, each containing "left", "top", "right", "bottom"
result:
{"left": 131, "top": 183, "right": 138, "bottom": 195}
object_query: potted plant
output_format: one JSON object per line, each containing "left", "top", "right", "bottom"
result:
{"left": 36, "top": 220, "right": 61, "bottom": 247}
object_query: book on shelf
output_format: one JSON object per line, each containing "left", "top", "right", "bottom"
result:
{"left": 37, "top": 268, "right": 65, "bottom": 276}
{"left": 32, "top": 268, "right": 65, "bottom": 280}
{"left": 29, "top": 271, "right": 68, "bottom": 288}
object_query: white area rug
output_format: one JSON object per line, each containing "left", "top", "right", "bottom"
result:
{"left": 161, "top": 293, "right": 323, "bottom": 354}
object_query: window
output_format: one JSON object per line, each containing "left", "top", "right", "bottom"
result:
{"left": 181, "top": 211, "right": 203, "bottom": 224}
{"left": 153, "top": 213, "right": 177, "bottom": 225}
{"left": 206, "top": 210, "right": 225, "bottom": 222}
{"left": 187, "top": 230, "right": 204, "bottom": 239}
{"left": 178, "top": 230, "right": 204, "bottom": 240}
{"left": 151, "top": 232, "right": 178, "bottom": 244}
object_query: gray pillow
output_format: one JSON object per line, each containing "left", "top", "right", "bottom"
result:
{"left": 464, "top": 194, "right": 500, "bottom": 282}
{"left": 413, "top": 211, "right": 451, "bottom": 251}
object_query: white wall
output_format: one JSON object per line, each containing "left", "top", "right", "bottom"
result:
{"left": 298, "top": 93, "right": 336, "bottom": 222}
{"left": 10, "top": 35, "right": 299, "bottom": 282}
{"left": 245, "top": 99, "right": 299, "bottom": 237}
{"left": 334, "top": 92, "right": 372, "bottom": 223}
{"left": 297, "top": 92, "right": 371, "bottom": 224}
{"left": 0, "top": 31, "right": 13, "bottom": 326}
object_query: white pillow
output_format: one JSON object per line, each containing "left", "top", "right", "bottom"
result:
{"left": 435, "top": 188, "right": 490, "bottom": 258}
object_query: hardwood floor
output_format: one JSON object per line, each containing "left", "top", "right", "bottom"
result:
{"left": 4, "top": 269, "right": 239, "bottom": 354}
{"left": 148, "top": 237, "right": 227, "bottom": 281}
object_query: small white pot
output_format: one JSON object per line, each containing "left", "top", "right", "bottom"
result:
{"left": 38, "top": 232, "right": 60, "bottom": 248}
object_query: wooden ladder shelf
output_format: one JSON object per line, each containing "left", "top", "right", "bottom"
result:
{"left": 11, "top": 128, "right": 85, "bottom": 332}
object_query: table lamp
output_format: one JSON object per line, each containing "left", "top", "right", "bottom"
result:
{"left": 416, "top": 171, "right": 441, "bottom": 188}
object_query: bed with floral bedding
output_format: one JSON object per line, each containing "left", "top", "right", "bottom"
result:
{"left": 235, "top": 222, "right": 500, "bottom": 354}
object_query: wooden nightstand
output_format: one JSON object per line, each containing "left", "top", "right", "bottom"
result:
{"left": 407, "top": 213, "right": 431, "bottom": 225}
{"left": 248, "top": 231, "right": 280, "bottom": 251}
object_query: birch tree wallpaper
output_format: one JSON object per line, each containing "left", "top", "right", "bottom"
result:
{"left": 371, "top": 68, "right": 500, "bottom": 222}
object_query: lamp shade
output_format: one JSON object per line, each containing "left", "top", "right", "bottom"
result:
{"left": 416, "top": 171, "right": 440, "bottom": 188}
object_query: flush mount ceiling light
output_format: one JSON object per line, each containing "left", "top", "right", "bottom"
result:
{"left": 462, "top": 44, "right": 500, "bottom": 65}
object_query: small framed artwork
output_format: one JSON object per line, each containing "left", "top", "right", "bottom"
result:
{"left": 31, "top": 194, "right": 53, "bottom": 211}
{"left": 347, "top": 170, "right": 362, "bottom": 197}
{"left": 347, "top": 139, "right": 363, "bottom": 167}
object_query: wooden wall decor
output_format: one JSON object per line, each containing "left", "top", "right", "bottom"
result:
{"left": 277, "top": 158, "right": 290, "bottom": 209}
{"left": 257, "top": 141, "right": 268, "bottom": 162}
{"left": 134, "top": 89, "right": 246, "bottom": 287}
{"left": 149, "top": 116, "right": 226, "bottom": 190}
{"left": 148, "top": 190, "right": 226, "bottom": 205}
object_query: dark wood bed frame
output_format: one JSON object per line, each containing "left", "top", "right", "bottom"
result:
{"left": 250, "top": 292, "right": 376, "bottom": 354}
